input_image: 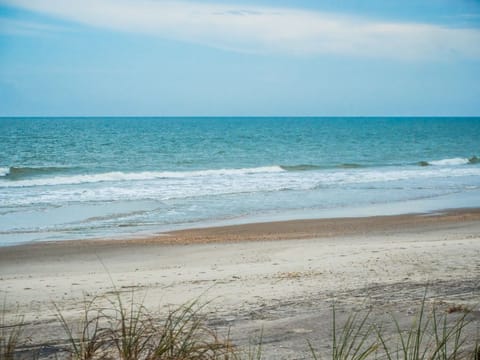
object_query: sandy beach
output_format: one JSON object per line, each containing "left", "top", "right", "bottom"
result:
{"left": 3, "top": 1, "right": 480, "bottom": 357}
{"left": 1, "top": 209, "right": 480, "bottom": 358}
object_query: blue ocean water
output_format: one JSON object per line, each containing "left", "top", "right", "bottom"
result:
{"left": 1, "top": 117, "right": 479, "bottom": 246}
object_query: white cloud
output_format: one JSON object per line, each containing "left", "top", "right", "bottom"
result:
{"left": 2, "top": 0, "right": 480, "bottom": 59}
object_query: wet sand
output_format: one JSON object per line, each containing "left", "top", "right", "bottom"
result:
{"left": 1, "top": 209, "right": 480, "bottom": 358}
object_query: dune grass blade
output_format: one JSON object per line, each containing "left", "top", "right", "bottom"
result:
{"left": 0, "top": 298, "right": 25, "bottom": 360}
{"left": 309, "top": 304, "right": 378, "bottom": 360}
{"left": 54, "top": 296, "right": 109, "bottom": 360}
{"left": 0, "top": 313, "right": 24, "bottom": 360}
{"left": 429, "top": 306, "right": 469, "bottom": 360}
{"left": 243, "top": 329, "right": 263, "bottom": 360}
{"left": 376, "top": 297, "right": 472, "bottom": 360}
{"left": 473, "top": 342, "right": 480, "bottom": 360}
{"left": 148, "top": 300, "right": 233, "bottom": 359}
{"left": 106, "top": 291, "right": 154, "bottom": 360}
{"left": 55, "top": 287, "right": 239, "bottom": 360}
{"left": 221, "top": 330, "right": 262, "bottom": 360}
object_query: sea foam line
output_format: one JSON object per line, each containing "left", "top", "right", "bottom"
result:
{"left": 428, "top": 157, "right": 471, "bottom": 166}
{"left": 0, "top": 166, "right": 285, "bottom": 187}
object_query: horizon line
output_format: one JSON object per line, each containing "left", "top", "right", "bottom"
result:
{"left": 1, "top": 115, "right": 480, "bottom": 119}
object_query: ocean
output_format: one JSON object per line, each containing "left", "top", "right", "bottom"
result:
{"left": 1, "top": 117, "right": 479, "bottom": 246}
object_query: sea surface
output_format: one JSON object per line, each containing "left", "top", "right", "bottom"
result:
{"left": 1, "top": 117, "right": 480, "bottom": 246}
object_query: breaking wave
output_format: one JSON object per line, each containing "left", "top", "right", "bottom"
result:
{"left": 280, "top": 163, "right": 363, "bottom": 171}
{"left": 0, "top": 166, "right": 285, "bottom": 187}
{"left": 280, "top": 164, "right": 323, "bottom": 171}
{"left": 0, "top": 166, "right": 73, "bottom": 179}
{"left": 338, "top": 163, "right": 363, "bottom": 169}
{"left": 419, "top": 156, "right": 479, "bottom": 167}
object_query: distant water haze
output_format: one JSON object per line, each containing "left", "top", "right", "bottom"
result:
{"left": 1, "top": 117, "right": 479, "bottom": 246}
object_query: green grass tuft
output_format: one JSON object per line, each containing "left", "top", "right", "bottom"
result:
{"left": 309, "top": 303, "right": 378, "bottom": 360}
{"left": 1, "top": 299, "right": 25, "bottom": 360}
{"left": 376, "top": 298, "right": 471, "bottom": 360}
{"left": 2, "top": 292, "right": 479, "bottom": 359}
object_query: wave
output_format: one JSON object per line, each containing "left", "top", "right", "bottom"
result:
{"left": 309, "top": 167, "right": 480, "bottom": 191}
{"left": 280, "top": 164, "right": 323, "bottom": 171}
{"left": 281, "top": 163, "right": 364, "bottom": 171}
{"left": 0, "top": 166, "right": 285, "bottom": 188}
{"left": 338, "top": 163, "right": 363, "bottom": 169}
{"left": 419, "top": 156, "right": 479, "bottom": 167}
{"left": 0, "top": 166, "right": 73, "bottom": 179}
{"left": 3, "top": 165, "right": 480, "bottom": 206}
{"left": 3, "top": 160, "right": 480, "bottom": 190}
{"left": 469, "top": 156, "right": 480, "bottom": 164}
{"left": 430, "top": 158, "right": 470, "bottom": 166}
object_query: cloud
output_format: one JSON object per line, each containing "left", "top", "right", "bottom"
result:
{"left": 2, "top": 0, "right": 480, "bottom": 60}
{"left": 0, "top": 17, "right": 71, "bottom": 36}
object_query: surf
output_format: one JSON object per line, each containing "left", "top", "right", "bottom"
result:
{"left": 0, "top": 166, "right": 286, "bottom": 188}
{"left": 0, "top": 166, "right": 74, "bottom": 179}
{"left": 418, "top": 156, "right": 479, "bottom": 167}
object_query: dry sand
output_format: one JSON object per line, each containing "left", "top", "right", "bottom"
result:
{"left": 1, "top": 209, "right": 480, "bottom": 358}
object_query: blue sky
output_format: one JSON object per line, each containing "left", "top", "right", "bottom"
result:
{"left": 0, "top": 0, "right": 480, "bottom": 116}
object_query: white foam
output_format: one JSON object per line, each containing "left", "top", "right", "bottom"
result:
{"left": 0, "top": 166, "right": 285, "bottom": 188}
{"left": 2, "top": 165, "right": 480, "bottom": 208}
{"left": 429, "top": 158, "right": 469, "bottom": 166}
{"left": 0, "top": 167, "right": 10, "bottom": 177}
{"left": 325, "top": 167, "right": 480, "bottom": 185}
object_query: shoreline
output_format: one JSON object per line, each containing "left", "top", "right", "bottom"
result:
{"left": 1, "top": 207, "right": 480, "bottom": 255}
{"left": 3, "top": 180, "right": 480, "bottom": 248}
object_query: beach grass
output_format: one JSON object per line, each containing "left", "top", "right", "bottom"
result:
{"left": 0, "top": 300, "right": 25, "bottom": 360}
{"left": 308, "top": 304, "right": 378, "bottom": 360}
{"left": 2, "top": 293, "right": 479, "bottom": 359}
{"left": 55, "top": 296, "right": 110, "bottom": 360}
{"left": 375, "top": 299, "right": 473, "bottom": 360}
{"left": 54, "top": 292, "right": 239, "bottom": 360}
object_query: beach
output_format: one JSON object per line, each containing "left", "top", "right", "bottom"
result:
{"left": 2, "top": 0, "right": 480, "bottom": 356}
{"left": 2, "top": 209, "right": 480, "bottom": 358}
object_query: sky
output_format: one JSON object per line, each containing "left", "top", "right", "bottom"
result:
{"left": 0, "top": 0, "right": 480, "bottom": 116}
